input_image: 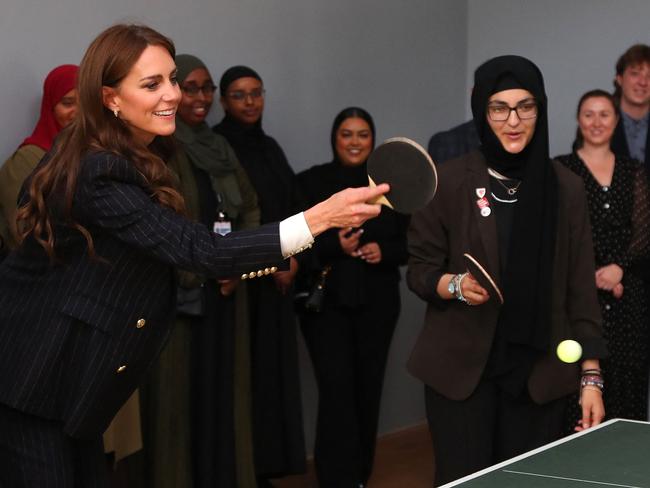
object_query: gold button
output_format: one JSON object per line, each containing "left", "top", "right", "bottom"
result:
{"left": 248, "top": 272, "right": 256, "bottom": 279}
{"left": 257, "top": 270, "right": 264, "bottom": 277}
{"left": 117, "top": 365, "right": 127, "bottom": 373}
{"left": 264, "top": 268, "right": 271, "bottom": 275}
{"left": 136, "top": 318, "right": 146, "bottom": 329}
{"left": 241, "top": 273, "right": 248, "bottom": 280}
{"left": 271, "top": 266, "right": 278, "bottom": 273}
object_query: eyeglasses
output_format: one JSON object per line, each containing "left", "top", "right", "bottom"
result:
{"left": 227, "top": 88, "right": 265, "bottom": 101}
{"left": 487, "top": 100, "right": 538, "bottom": 121}
{"left": 181, "top": 83, "right": 217, "bottom": 97}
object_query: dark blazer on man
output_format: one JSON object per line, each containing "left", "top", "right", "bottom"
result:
{"left": 0, "top": 152, "right": 287, "bottom": 439}
{"left": 406, "top": 150, "right": 606, "bottom": 405}
{"left": 611, "top": 117, "right": 650, "bottom": 173}
{"left": 427, "top": 120, "right": 480, "bottom": 165}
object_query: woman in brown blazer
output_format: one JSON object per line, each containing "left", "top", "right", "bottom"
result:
{"left": 407, "top": 55, "right": 608, "bottom": 486}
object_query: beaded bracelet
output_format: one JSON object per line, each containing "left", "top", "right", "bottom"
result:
{"left": 581, "top": 369, "right": 602, "bottom": 376}
{"left": 581, "top": 375, "right": 604, "bottom": 392}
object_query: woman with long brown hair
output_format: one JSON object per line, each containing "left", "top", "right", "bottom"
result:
{"left": 557, "top": 89, "right": 650, "bottom": 426}
{"left": 0, "top": 24, "right": 386, "bottom": 486}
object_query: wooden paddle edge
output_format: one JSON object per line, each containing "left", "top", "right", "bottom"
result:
{"left": 463, "top": 252, "right": 504, "bottom": 305}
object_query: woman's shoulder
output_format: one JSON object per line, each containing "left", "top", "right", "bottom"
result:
{"left": 297, "top": 161, "right": 334, "bottom": 180}
{"left": 553, "top": 153, "right": 575, "bottom": 165}
{"left": 12, "top": 144, "right": 46, "bottom": 162}
{"left": 431, "top": 149, "right": 483, "bottom": 196}
{"left": 552, "top": 152, "right": 583, "bottom": 175}
{"left": 0, "top": 145, "right": 46, "bottom": 198}
{"left": 1, "top": 144, "right": 45, "bottom": 174}
{"left": 440, "top": 148, "right": 483, "bottom": 175}
{"left": 78, "top": 151, "right": 146, "bottom": 184}
{"left": 552, "top": 158, "right": 587, "bottom": 194}
{"left": 296, "top": 162, "right": 336, "bottom": 198}
{"left": 615, "top": 154, "right": 644, "bottom": 172}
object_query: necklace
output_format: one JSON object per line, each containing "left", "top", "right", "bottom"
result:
{"left": 488, "top": 167, "right": 522, "bottom": 196}
{"left": 491, "top": 192, "right": 517, "bottom": 204}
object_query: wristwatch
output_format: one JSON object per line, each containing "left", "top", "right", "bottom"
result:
{"left": 447, "top": 275, "right": 459, "bottom": 297}
{"left": 447, "top": 273, "right": 468, "bottom": 302}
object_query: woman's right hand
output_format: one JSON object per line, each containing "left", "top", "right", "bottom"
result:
{"left": 461, "top": 273, "right": 490, "bottom": 305}
{"left": 303, "top": 184, "right": 388, "bottom": 237}
{"left": 436, "top": 273, "right": 490, "bottom": 305}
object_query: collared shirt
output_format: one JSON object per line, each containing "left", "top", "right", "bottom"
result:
{"left": 621, "top": 111, "right": 649, "bottom": 162}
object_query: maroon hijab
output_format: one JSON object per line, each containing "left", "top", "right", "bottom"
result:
{"left": 21, "top": 64, "right": 78, "bottom": 151}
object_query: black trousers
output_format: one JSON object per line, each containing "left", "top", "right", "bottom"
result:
{"left": 300, "top": 289, "right": 399, "bottom": 488}
{"left": 424, "top": 381, "right": 566, "bottom": 486}
{"left": 0, "top": 403, "right": 108, "bottom": 488}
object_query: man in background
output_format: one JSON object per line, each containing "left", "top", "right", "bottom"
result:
{"left": 611, "top": 44, "right": 650, "bottom": 170}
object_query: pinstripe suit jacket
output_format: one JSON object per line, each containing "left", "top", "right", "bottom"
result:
{"left": 0, "top": 151, "right": 286, "bottom": 439}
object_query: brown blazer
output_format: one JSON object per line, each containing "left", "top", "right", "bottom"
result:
{"left": 406, "top": 150, "right": 606, "bottom": 404}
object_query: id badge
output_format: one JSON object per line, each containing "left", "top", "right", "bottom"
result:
{"left": 213, "top": 221, "right": 232, "bottom": 236}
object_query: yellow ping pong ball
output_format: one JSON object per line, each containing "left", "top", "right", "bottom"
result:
{"left": 556, "top": 340, "right": 582, "bottom": 364}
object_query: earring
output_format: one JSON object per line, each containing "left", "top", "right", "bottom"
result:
{"left": 113, "top": 108, "right": 119, "bottom": 118}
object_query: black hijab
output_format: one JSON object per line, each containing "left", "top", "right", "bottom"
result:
{"left": 472, "top": 55, "right": 558, "bottom": 394}
{"left": 214, "top": 66, "right": 301, "bottom": 223}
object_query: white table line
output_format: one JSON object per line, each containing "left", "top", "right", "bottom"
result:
{"left": 502, "top": 470, "right": 643, "bottom": 488}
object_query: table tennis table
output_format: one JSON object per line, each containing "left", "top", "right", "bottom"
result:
{"left": 440, "top": 418, "right": 650, "bottom": 487}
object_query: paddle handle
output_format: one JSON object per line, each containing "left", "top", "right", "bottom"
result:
{"left": 367, "top": 176, "right": 394, "bottom": 209}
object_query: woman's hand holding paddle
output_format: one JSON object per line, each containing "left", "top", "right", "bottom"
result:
{"left": 304, "top": 184, "right": 389, "bottom": 237}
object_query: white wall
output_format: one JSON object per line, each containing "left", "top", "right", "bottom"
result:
{"left": 467, "top": 0, "right": 650, "bottom": 157}
{"left": 0, "top": 0, "right": 469, "bottom": 451}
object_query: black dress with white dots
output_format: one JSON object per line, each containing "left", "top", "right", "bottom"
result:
{"left": 558, "top": 152, "right": 650, "bottom": 423}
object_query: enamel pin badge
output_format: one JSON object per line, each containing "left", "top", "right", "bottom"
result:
{"left": 476, "top": 189, "right": 491, "bottom": 217}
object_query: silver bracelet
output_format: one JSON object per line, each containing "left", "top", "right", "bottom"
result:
{"left": 455, "top": 273, "right": 469, "bottom": 303}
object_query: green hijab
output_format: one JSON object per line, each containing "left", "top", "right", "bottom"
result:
{"left": 174, "top": 54, "right": 243, "bottom": 218}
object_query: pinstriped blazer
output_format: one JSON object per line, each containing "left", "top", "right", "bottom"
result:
{"left": 0, "top": 151, "right": 287, "bottom": 439}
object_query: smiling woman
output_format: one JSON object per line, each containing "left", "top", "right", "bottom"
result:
{"left": 557, "top": 89, "right": 650, "bottom": 430}
{"left": 0, "top": 24, "right": 387, "bottom": 486}
{"left": 297, "top": 107, "right": 410, "bottom": 488}
{"left": 407, "top": 55, "right": 608, "bottom": 485}
{"left": 0, "top": 64, "right": 78, "bottom": 249}
{"left": 142, "top": 53, "right": 262, "bottom": 488}
{"left": 214, "top": 65, "right": 310, "bottom": 486}
{"left": 102, "top": 44, "right": 181, "bottom": 145}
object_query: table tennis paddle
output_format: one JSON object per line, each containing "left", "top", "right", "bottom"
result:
{"left": 367, "top": 137, "right": 437, "bottom": 214}
{"left": 463, "top": 253, "right": 504, "bottom": 305}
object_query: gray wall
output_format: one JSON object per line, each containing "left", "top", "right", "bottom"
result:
{"left": 466, "top": 0, "right": 650, "bottom": 157}
{"left": 0, "top": 0, "right": 469, "bottom": 451}
{"left": 5, "top": 0, "right": 648, "bottom": 457}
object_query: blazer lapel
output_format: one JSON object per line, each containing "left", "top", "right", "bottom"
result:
{"left": 466, "top": 154, "right": 502, "bottom": 289}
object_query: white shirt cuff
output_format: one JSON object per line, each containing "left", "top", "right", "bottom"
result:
{"left": 279, "top": 212, "right": 314, "bottom": 258}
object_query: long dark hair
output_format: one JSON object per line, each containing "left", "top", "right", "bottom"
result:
{"left": 330, "top": 106, "right": 376, "bottom": 160}
{"left": 572, "top": 89, "right": 619, "bottom": 151}
{"left": 17, "top": 24, "right": 184, "bottom": 260}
